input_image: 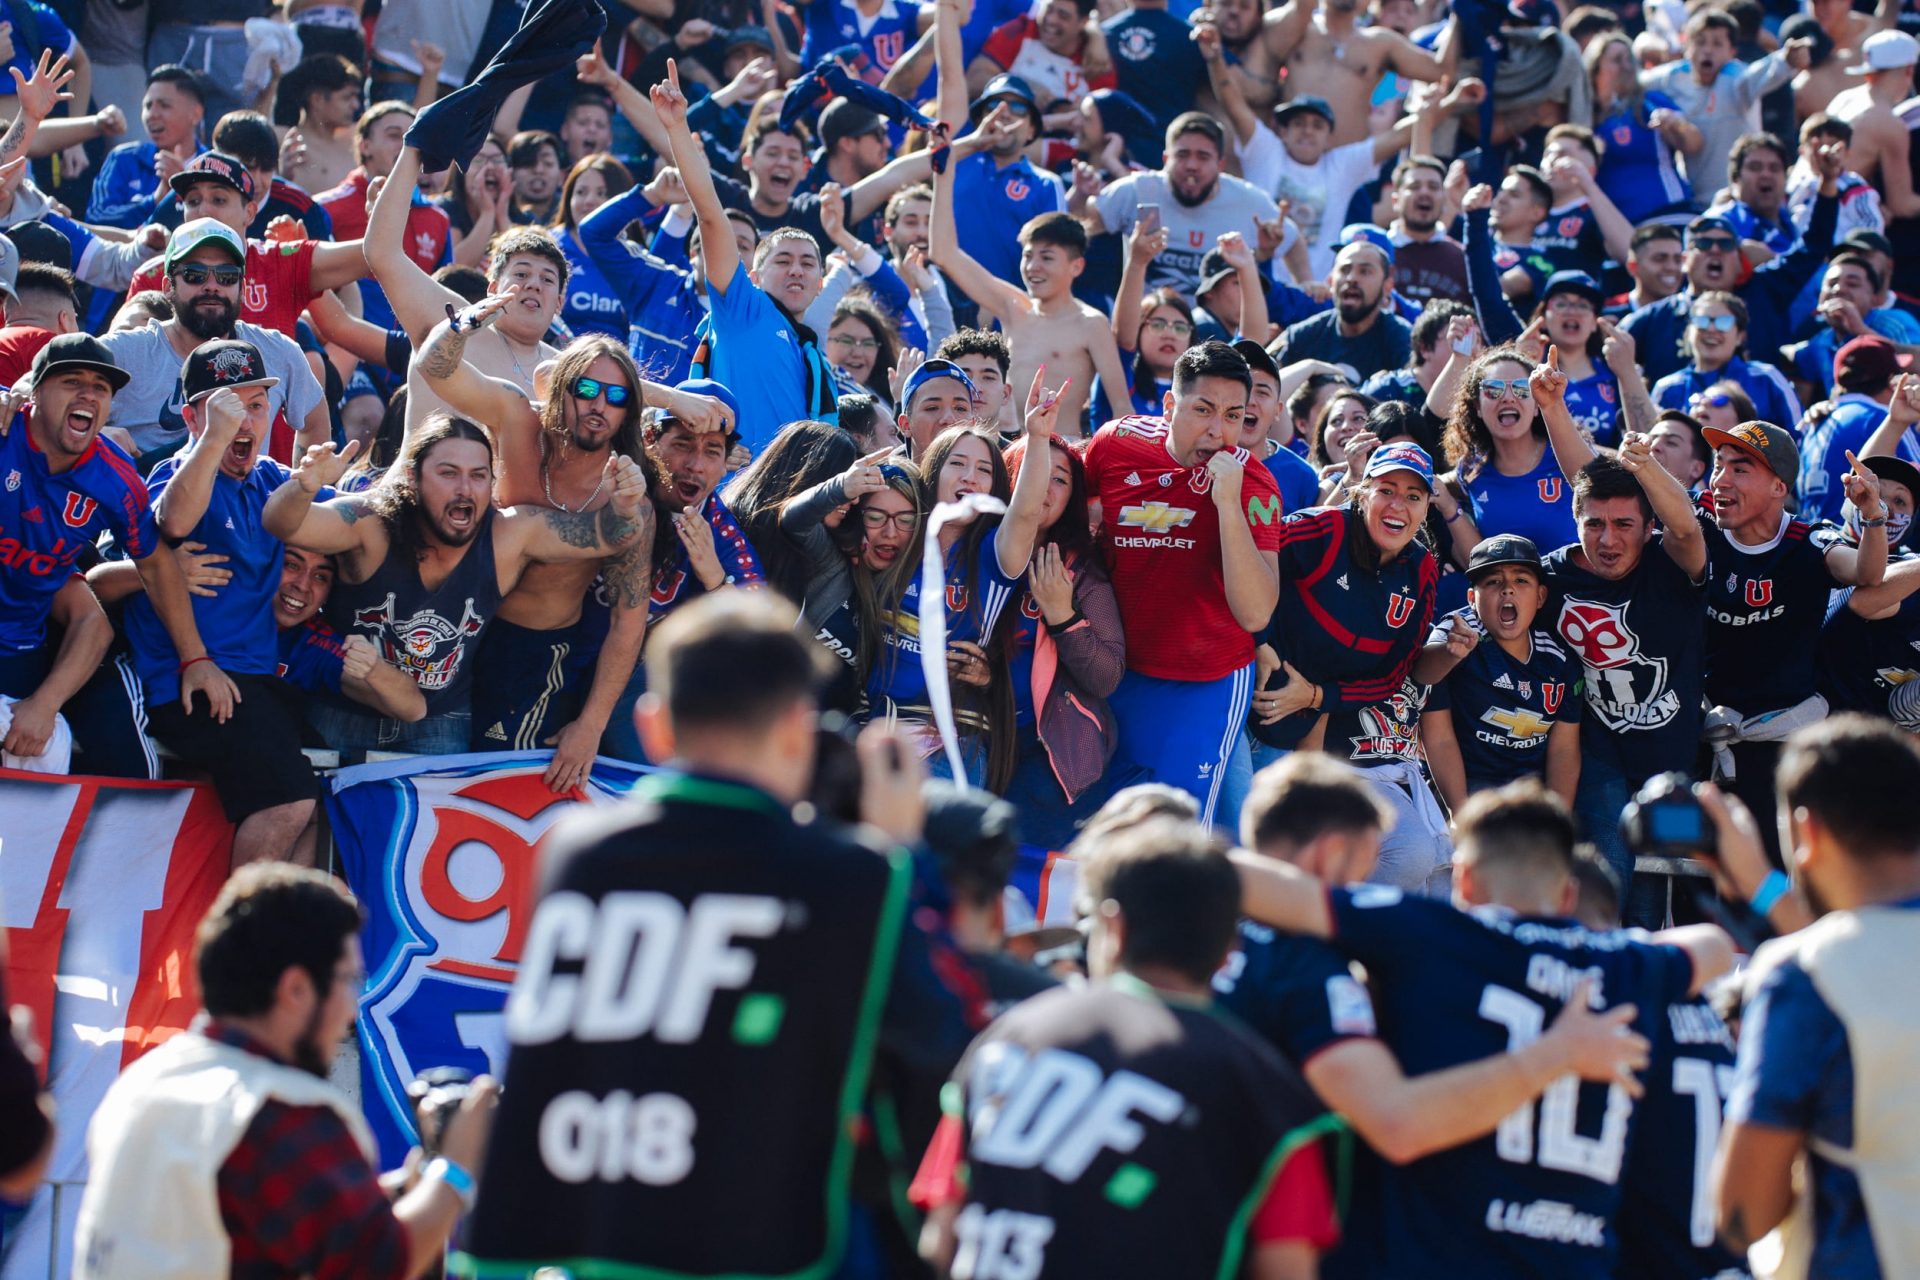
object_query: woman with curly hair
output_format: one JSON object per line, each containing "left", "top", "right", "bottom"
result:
{"left": 1436, "top": 345, "right": 1575, "bottom": 554}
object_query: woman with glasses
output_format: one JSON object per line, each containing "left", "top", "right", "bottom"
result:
{"left": 1438, "top": 346, "right": 1576, "bottom": 556}
{"left": 998, "top": 429, "right": 1128, "bottom": 847}
{"left": 824, "top": 297, "right": 901, "bottom": 409}
{"left": 1522, "top": 272, "right": 1636, "bottom": 448}
{"left": 1649, "top": 290, "right": 1802, "bottom": 429}
{"left": 1307, "top": 388, "right": 1379, "bottom": 498}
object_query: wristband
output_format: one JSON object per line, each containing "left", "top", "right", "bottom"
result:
{"left": 1050, "top": 608, "right": 1085, "bottom": 631}
{"left": 179, "top": 655, "right": 215, "bottom": 676}
{"left": 1862, "top": 515, "right": 1888, "bottom": 529}
{"left": 425, "top": 1156, "right": 477, "bottom": 1212}
{"left": 1749, "top": 869, "right": 1791, "bottom": 917}
{"left": 1443, "top": 507, "right": 1464, "bottom": 523}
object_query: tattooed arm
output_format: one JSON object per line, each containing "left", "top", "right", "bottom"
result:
{"left": 415, "top": 312, "right": 533, "bottom": 436}
{"left": 505, "top": 493, "right": 655, "bottom": 566}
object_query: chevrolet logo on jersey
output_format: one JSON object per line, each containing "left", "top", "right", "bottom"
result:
{"left": 1481, "top": 706, "right": 1554, "bottom": 739}
{"left": 1117, "top": 502, "right": 1196, "bottom": 534}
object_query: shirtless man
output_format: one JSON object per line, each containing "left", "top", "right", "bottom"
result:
{"left": 1829, "top": 30, "right": 1920, "bottom": 218}
{"left": 1810, "top": 0, "right": 1899, "bottom": 79}
{"left": 1195, "top": 0, "right": 1281, "bottom": 118}
{"left": 276, "top": 53, "right": 361, "bottom": 197}
{"left": 1263, "top": 0, "right": 1455, "bottom": 147}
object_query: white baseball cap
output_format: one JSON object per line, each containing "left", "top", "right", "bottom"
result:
{"left": 1848, "top": 29, "right": 1919, "bottom": 74}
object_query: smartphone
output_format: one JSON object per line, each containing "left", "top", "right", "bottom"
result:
{"left": 1137, "top": 203, "right": 1161, "bottom": 235}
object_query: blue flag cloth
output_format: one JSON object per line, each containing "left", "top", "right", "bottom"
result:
{"left": 405, "top": 0, "right": 608, "bottom": 173}
{"left": 778, "top": 59, "right": 935, "bottom": 139}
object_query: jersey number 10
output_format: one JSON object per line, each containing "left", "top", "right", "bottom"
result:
{"left": 1478, "top": 984, "right": 1633, "bottom": 1184}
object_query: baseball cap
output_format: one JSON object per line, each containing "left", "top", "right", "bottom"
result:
{"left": 165, "top": 217, "right": 246, "bottom": 271}
{"left": 4, "top": 220, "right": 69, "bottom": 272}
{"left": 1232, "top": 337, "right": 1280, "bottom": 383}
{"left": 1362, "top": 441, "right": 1434, "bottom": 490}
{"left": 31, "top": 332, "right": 129, "bottom": 391}
{"left": 1543, "top": 269, "right": 1604, "bottom": 307}
{"left": 1337, "top": 223, "right": 1395, "bottom": 267}
{"left": 818, "top": 98, "right": 888, "bottom": 152}
{"left": 1687, "top": 214, "right": 1737, "bottom": 242}
{"left": 1701, "top": 420, "right": 1799, "bottom": 485}
{"left": 970, "top": 72, "right": 1038, "bottom": 121}
{"left": 1467, "top": 533, "right": 1543, "bottom": 580}
{"left": 0, "top": 234, "right": 19, "bottom": 306}
{"left": 1833, "top": 335, "right": 1912, "bottom": 392}
{"left": 167, "top": 151, "right": 256, "bottom": 204}
{"left": 1861, "top": 454, "right": 1920, "bottom": 505}
{"left": 1197, "top": 247, "right": 1235, "bottom": 298}
{"left": 1274, "top": 95, "right": 1336, "bottom": 128}
{"left": 900, "top": 358, "right": 976, "bottom": 410}
{"left": 1830, "top": 227, "right": 1895, "bottom": 259}
{"left": 1778, "top": 14, "right": 1835, "bottom": 68}
{"left": 724, "top": 23, "right": 775, "bottom": 56}
{"left": 1849, "top": 28, "right": 1919, "bottom": 74}
{"left": 179, "top": 338, "right": 279, "bottom": 403}
{"left": 662, "top": 377, "right": 741, "bottom": 437}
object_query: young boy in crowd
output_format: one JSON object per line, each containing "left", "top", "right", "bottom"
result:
{"left": 1414, "top": 534, "right": 1583, "bottom": 813}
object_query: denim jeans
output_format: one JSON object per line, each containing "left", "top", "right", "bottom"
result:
{"left": 309, "top": 700, "right": 474, "bottom": 756}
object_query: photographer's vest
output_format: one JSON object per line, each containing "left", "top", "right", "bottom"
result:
{"left": 73, "top": 1030, "right": 376, "bottom": 1280}
{"left": 1747, "top": 905, "right": 1920, "bottom": 1280}
{"left": 453, "top": 772, "right": 910, "bottom": 1280}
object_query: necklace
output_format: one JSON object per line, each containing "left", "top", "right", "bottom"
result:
{"left": 541, "top": 437, "right": 607, "bottom": 513}
{"left": 502, "top": 332, "right": 538, "bottom": 390}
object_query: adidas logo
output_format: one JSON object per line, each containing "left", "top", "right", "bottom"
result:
{"left": 1493, "top": 674, "right": 1515, "bottom": 690}
{"left": 1337, "top": 573, "right": 1349, "bottom": 590}
{"left": 483, "top": 722, "right": 508, "bottom": 741}
{"left": 1197, "top": 762, "right": 1213, "bottom": 777}
{"left": 224, "top": 517, "right": 236, "bottom": 530}
{"left": 1125, "top": 471, "right": 1142, "bottom": 486}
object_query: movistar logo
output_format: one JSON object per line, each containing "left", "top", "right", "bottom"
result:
{"left": 1246, "top": 494, "right": 1282, "bottom": 525}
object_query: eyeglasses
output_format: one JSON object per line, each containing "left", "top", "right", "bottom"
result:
{"left": 1690, "top": 392, "right": 1733, "bottom": 409}
{"left": 829, "top": 333, "right": 881, "bottom": 352}
{"left": 570, "top": 376, "right": 632, "bottom": 405}
{"left": 1689, "top": 313, "right": 1739, "bottom": 332}
{"left": 1690, "top": 235, "right": 1738, "bottom": 253}
{"left": 861, "top": 507, "right": 919, "bottom": 531}
{"left": 171, "top": 264, "right": 243, "bottom": 287}
{"left": 1144, "top": 318, "right": 1194, "bottom": 335}
{"left": 1547, "top": 295, "right": 1596, "bottom": 314}
{"left": 1480, "top": 379, "right": 1532, "bottom": 401}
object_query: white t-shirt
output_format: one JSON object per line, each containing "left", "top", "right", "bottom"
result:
{"left": 1237, "top": 128, "right": 1379, "bottom": 280}
{"left": 1093, "top": 170, "right": 1280, "bottom": 298}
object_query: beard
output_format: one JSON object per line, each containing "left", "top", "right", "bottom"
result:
{"left": 179, "top": 295, "right": 238, "bottom": 340}
{"left": 426, "top": 499, "right": 481, "bottom": 546}
{"left": 1337, "top": 296, "right": 1377, "bottom": 325}
{"left": 1171, "top": 178, "right": 1218, "bottom": 208}
{"left": 292, "top": 1003, "right": 330, "bottom": 1077}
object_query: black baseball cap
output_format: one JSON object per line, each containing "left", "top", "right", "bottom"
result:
{"left": 818, "top": 98, "right": 888, "bottom": 151}
{"left": 970, "top": 72, "right": 1038, "bottom": 121}
{"left": 725, "top": 24, "right": 775, "bottom": 56}
{"left": 1543, "top": 269, "right": 1604, "bottom": 307}
{"left": 167, "top": 151, "right": 256, "bottom": 204}
{"left": 4, "top": 220, "right": 70, "bottom": 271}
{"left": 1829, "top": 227, "right": 1895, "bottom": 260}
{"left": 1232, "top": 337, "right": 1280, "bottom": 383}
{"left": 1197, "top": 247, "right": 1235, "bottom": 298}
{"left": 1467, "top": 533, "right": 1544, "bottom": 581}
{"left": 179, "top": 338, "right": 280, "bottom": 403}
{"left": 31, "top": 333, "right": 129, "bottom": 391}
{"left": 1862, "top": 453, "right": 1920, "bottom": 504}
{"left": 1274, "top": 95, "right": 1336, "bottom": 128}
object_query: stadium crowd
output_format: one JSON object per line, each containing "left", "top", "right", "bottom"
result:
{"left": 3, "top": 0, "right": 1920, "bottom": 1271}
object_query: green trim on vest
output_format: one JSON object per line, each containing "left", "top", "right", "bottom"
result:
{"left": 630, "top": 771, "right": 785, "bottom": 817}
{"left": 1216, "top": 1111, "right": 1353, "bottom": 1280}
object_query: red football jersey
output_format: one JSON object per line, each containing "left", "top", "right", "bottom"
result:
{"left": 126, "top": 238, "right": 318, "bottom": 339}
{"left": 1084, "top": 414, "right": 1284, "bottom": 681}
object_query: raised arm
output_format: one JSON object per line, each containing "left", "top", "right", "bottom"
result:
{"left": 264, "top": 441, "right": 374, "bottom": 552}
{"left": 1460, "top": 187, "right": 1524, "bottom": 346}
{"left": 1859, "top": 371, "right": 1920, "bottom": 461}
{"left": 1529, "top": 346, "right": 1599, "bottom": 477}
{"left": 415, "top": 299, "right": 540, "bottom": 430}
{"left": 308, "top": 238, "right": 372, "bottom": 293}
{"left": 1822, "top": 451, "right": 1888, "bottom": 587}
{"left": 1210, "top": 453, "right": 1280, "bottom": 630}
{"left": 1217, "top": 231, "right": 1267, "bottom": 341}
{"left": 0, "top": 50, "right": 75, "bottom": 168}
{"left": 155, "top": 390, "right": 247, "bottom": 542}
{"left": 367, "top": 147, "right": 466, "bottom": 341}
{"left": 1195, "top": 18, "right": 1258, "bottom": 147}
{"left": 929, "top": 124, "right": 1029, "bottom": 321}
{"left": 654, "top": 60, "right": 740, "bottom": 298}
{"left": 576, "top": 47, "right": 674, "bottom": 160}
{"left": 1113, "top": 216, "right": 1166, "bottom": 349}
{"left": 1598, "top": 320, "right": 1658, "bottom": 439}
{"left": 307, "top": 288, "right": 401, "bottom": 371}
{"left": 994, "top": 371, "right": 1070, "bottom": 577}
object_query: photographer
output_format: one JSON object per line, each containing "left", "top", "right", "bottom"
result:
{"left": 74, "top": 865, "right": 498, "bottom": 1280}
{"left": 456, "top": 591, "right": 971, "bottom": 1279}
{"left": 1709, "top": 716, "right": 1920, "bottom": 1276}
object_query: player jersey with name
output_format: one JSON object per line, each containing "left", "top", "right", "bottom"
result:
{"left": 1543, "top": 536, "right": 1706, "bottom": 783}
{"left": 0, "top": 417, "right": 157, "bottom": 652}
{"left": 869, "top": 531, "right": 1020, "bottom": 717}
{"left": 1426, "top": 611, "right": 1582, "bottom": 792}
{"left": 124, "top": 456, "right": 304, "bottom": 706}
{"left": 1084, "top": 415, "right": 1283, "bottom": 682}
{"left": 125, "top": 238, "right": 319, "bottom": 339}
{"left": 1462, "top": 450, "right": 1576, "bottom": 555}
{"left": 1817, "top": 581, "right": 1920, "bottom": 719}
{"left": 1213, "top": 920, "right": 1377, "bottom": 1073}
{"left": 945, "top": 975, "right": 1337, "bottom": 1279}
{"left": 1255, "top": 506, "right": 1437, "bottom": 751}
{"left": 1326, "top": 886, "right": 1695, "bottom": 1279}
{"left": 276, "top": 619, "right": 347, "bottom": 695}
{"left": 1616, "top": 994, "right": 1748, "bottom": 1280}
{"left": 1697, "top": 504, "right": 1845, "bottom": 714}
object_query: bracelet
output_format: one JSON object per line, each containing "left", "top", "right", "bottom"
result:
{"left": 424, "top": 1156, "right": 477, "bottom": 1212}
{"left": 1749, "top": 869, "right": 1791, "bottom": 917}
{"left": 1443, "top": 507, "right": 1464, "bottom": 524}
{"left": 1862, "top": 515, "right": 1888, "bottom": 529}
{"left": 1049, "top": 608, "right": 1085, "bottom": 631}
{"left": 178, "top": 655, "right": 215, "bottom": 676}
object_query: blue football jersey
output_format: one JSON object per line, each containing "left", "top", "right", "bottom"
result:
{"left": 1464, "top": 450, "right": 1576, "bottom": 555}
{"left": 0, "top": 416, "right": 158, "bottom": 652}
{"left": 1426, "top": 611, "right": 1582, "bottom": 792}
{"left": 1213, "top": 919, "right": 1377, "bottom": 1072}
{"left": 1326, "top": 887, "right": 1695, "bottom": 1279}
{"left": 276, "top": 618, "right": 347, "bottom": 695}
{"left": 798, "top": 0, "right": 922, "bottom": 72}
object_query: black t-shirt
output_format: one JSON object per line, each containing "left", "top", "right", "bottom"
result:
{"left": 1543, "top": 536, "right": 1706, "bottom": 782}
{"left": 1697, "top": 505, "right": 1845, "bottom": 714}
{"left": 1818, "top": 582, "right": 1920, "bottom": 717}
{"left": 1277, "top": 309, "right": 1414, "bottom": 383}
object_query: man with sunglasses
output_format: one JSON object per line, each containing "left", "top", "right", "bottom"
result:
{"left": 948, "top": 71, "right": 1068, "bottom": 317}
{"left": 98, "top": 219, "right": 329, "bottom": 467}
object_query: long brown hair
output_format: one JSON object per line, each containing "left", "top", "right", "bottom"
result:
{"left": 1004, "top": 433, "right": 1094, "bottom": 561}
{"left": 365, "top": 413, "right": 493, "bottom": 565}
{"left": 539, "top": 334, "right": 647, "bottom": 466}
{"left": 1443, "top": 345, "right": 1541, "bottom": 473}
{"left": 850, "top": 460, "right": 928, "bottom": 689}
{"left": 551, "top": 153, "right": 634, "bottom": 237}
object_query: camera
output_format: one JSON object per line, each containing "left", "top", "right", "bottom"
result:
{"left": 406, "top": 1066, "right": 475, "bottom": 1157}
{"left": 1620, "top": 772, "right": 1718, "bottom": 860}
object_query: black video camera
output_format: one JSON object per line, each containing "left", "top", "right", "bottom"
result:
{"left": 1619, "top": 772, "right": 1718, "bottom": 860}
{"left": 406, "top": 1066, "right": 475, "bottom": 1158}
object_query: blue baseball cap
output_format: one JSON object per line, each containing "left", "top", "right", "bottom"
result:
{"left": 1362, "top": 441, "right": 1434, "bottom": 490}
{"left": 666, "top": 377, "right": 742, "bottom": 439}
{"left": 899, "top": 358, "right": 976, "bottom": 411}
{"left": 1337, "top": 224, "right": 1395, "bottom": 267}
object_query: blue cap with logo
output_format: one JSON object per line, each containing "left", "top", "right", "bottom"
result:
{"left": 1362, "top": 441, "right": 1434, "bottom": 490}
{"left": 900, "top": 358, "right": 976, "bottom": 411}
{"left": 665, "top": 377, "right": 742, "bottom": 442}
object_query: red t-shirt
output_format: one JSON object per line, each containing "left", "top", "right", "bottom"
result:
{"left": 978, "top": 17, "right": 1117, "bottom": 104}
{"left": 0, "top": 325, "right": 55, "bottom": 388}
{"left": 126, "top": 238, "right": 318, "bottom": 339}
{"left": 317, "top": 168, "right": 451, "bottom": 271}
{"left": 1084, "top": 415, "right": 1284, "bottom": 681}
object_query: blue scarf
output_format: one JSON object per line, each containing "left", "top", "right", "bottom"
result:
{"left": 650, "top": 493, "right": 766, "bottom": 617}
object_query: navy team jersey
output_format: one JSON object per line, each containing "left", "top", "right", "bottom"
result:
{"left": 869, "top": 531, "right": 1019, "bottom": 714}
{"left": 0, "top": 416, "right": 158, "bottom": 651}
{"left": 1562, "top": 371, "right": 1622, "bottom": 449}
{"left": 1213, "top": 920, "right": 1377, "bottom": 1074}
{"left": 1818, "top": 584, "right": 1920, "bottom": 717}
{"left": 1698, "top": 504, "right": 1845, "bottom": 714}
{"left": 1426, "top": 611, "right": 1582, "bottom": 792}
{"left": 1532, "top": 202, "right": 1608, "bottom": 278}
{"left": 1616, "top": 995, "right": 1748, "bottom": 1280}
{"left": 276, "top": 619, "right": 346, "bottom": 695}
{"left": 798, "top": 0, "right": 922, "bottom": 73}
{"left": 1543, "top": 537, "right": 1705, "bottom": 784}
{"left": 1463, "top": 449, "right": 1576, "bottom": 554}
{"left": 1326, "top": 886, "right": 1695, "bottom": 1279}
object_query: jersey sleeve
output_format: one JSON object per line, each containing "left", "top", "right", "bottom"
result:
{"left": 1726, "top": 956, "right": 1848, "bottom": 1134}
{"left": 104, "top": 446, "right": 161, "bottom": 560}
{"left": 1093, "top": 178, "right": 1140, "bottom": 235}
{"left": 1326, "top": 885, "right": 1442, "bottom": 978}
{"left": 1807, "top": 521, "right": 1851, "bottom": 585}
{"left": 978, "top": 17, "right": 1025, "bottom": 68}
{"left": 1240, "top": 455, "right": 1285, "bottom": 551}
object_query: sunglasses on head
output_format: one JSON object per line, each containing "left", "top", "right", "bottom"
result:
{"left": 172, "top": 264, "right": 243, "bottom": 287}
{"left": 1690, "top": 235, "right": 1737, "bottom": 253}
{"left": 1480, "top": 378, "right": 1532, "bottom": 401}
{"left": 571, "top": 376, "right": 632, "bottom": 405}
{"left": 1689, "top": 313, "right": 1738, "bottom": 332}
{"left": 1690, "top": 392, "right": 1733, "bottom": 409}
